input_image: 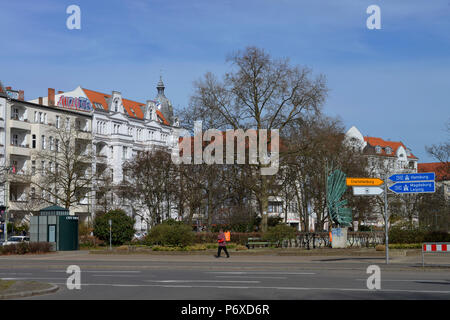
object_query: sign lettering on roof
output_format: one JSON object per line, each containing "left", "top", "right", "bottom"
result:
{"left": 57, "top": 96, "right": 92, "bottom": 112}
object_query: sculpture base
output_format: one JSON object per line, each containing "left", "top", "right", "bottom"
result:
{"left": 331, "top": 227, "right": 348, "bottom": 248}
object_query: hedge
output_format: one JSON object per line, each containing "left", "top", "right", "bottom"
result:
{"left": 93, "top": 209, "right": 135, "bottom": 245}
{"left": 388, "top": 228, "right": 450, "bottom": 244}
{"left": 193, "top": 232, "right": 263, "bottom": 245}
{"left": 145, "top": 222, "right": 195, "bottom": 247}
{"left": 0, "top": 242, "right": 52, "bottom": 255}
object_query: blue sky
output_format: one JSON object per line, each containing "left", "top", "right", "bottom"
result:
{"left": 1, "top": 0, "right": 449, "bottom": 162}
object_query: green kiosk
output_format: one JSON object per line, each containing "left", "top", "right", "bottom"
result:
{"left": 30, "top": 206, "right": 79, "bottom": 251}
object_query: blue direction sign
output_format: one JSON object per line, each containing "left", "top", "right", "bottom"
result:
{"left": 389, "top": 181, "right": 435, "bottom": 194}
{"left": 388, "top": 172, "right": 435, "bottom": 182}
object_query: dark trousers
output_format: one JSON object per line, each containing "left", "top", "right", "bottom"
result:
{"left": 217, "top": 246, "right": 229, "bottom": 257}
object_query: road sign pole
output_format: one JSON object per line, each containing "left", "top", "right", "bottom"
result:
{"left": 384, "top": 174, "right": 389, "bottom": 265}
{"left": 109, "top": 219, "right": 112, "bottom": 251}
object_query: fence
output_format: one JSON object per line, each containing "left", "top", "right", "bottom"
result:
{"left": 281, "top": 232, "right": 385, "bottom": 249}
{"left": 192, "top": 231, "right": 385, "bottom": 249}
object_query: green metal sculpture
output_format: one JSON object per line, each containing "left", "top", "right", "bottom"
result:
{"left": 326, "top": 167, "right": 352, "bottom": 227}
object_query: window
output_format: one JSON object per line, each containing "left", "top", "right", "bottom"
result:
{"left": 31, "top": 187, "right": 36, "bottom": 199}
{"left": 56, "top": 116, "right": 60, "bottom": 129}
{"left": 41, "top": 161, "right": 45, "bottom": 173}
{"left": 94, "top": 102, "right": 104, "bottom": 110}
{"left": 114, "top": 99, "right": 119, "bottom": 112}
{"left": 41, "top": 135, "right": 46, "bottom": 150}
{"left": 268, "top": 201, "right": 283, "bottom": 213}
{"left": 34, "top": 111, "right": 38, "bottom": 123}
{"left": 31, "top": 160, "right": 36, "bottom": 175}
{"left": 39, "top": 112, "right": 44, "bottom": 123}
{"left": 385, "top": 147, "right": 392, "bottom": 155}
{"left": 65, "top": 118, "right": 70, "bottom": 130}
{"left": 375, "top": 146, "right": 381, "bottom": 154}
{"left": 49, "top": 136, "right": 54, "bottom": 151}
{"left": 11, "top": 160, "right": 18, "bottom": 172}
{"left": 12, "top": 134, "right": 18, "bottom": 146}
{"left": 12, "top": 108, "right": 19, "bottom": 120}
{"left": 55, "top": 139, "right": 59, "bottom": 152}
{"left": 122, "top": 146, "right": 127, "bottom": 160}
{"left": 44, "top": 113, "right": 48, "bottom": 124}
{"left": 110, "top": 146, "right": 114, "bottom": 157}
{"left": 32, "top": 134, "right": 36, "bottom": 149}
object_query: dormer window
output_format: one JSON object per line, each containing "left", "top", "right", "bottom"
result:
{"left": 385, "top": 147, "right": 392, "bottom": 155}
{"left": 114, "top": 99, "right": 119, "bottom": 113}
{"left": 94, "top": 102, "right": 104, "bottom": 110}
{"left": 375, "top": 146, "right": 381, "bottom": 154}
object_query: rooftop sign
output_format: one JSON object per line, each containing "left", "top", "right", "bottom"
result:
{"left": 57, "top": 95, "right": 92, "bottom": 112}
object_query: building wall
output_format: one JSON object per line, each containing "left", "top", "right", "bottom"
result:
{"left": 4, "top": 98, "right": 93, "bottom": 223}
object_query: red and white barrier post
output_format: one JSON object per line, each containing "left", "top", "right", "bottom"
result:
{"left": 422, "top": 242, "right": 450, "bottom": 267}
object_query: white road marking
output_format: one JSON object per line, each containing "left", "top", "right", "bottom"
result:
{"left": 145, "top": 280, "right": 260, "bottom": 283}
{"left": 2, "top": 277, "right": 67, "bottom": 280}
{"left": 208, "top": 272, "right": 316, "bottom": 275}
{"left": 0, "top": 273, "right": 32, "bottom": 275}
{"left": 46, "top": 282, "right": 450, "bottom": 294}
{"left": 215, "top": 276, "right": 286, "bottom": 279}
{"left": 93, "top": 275, "right": 139, "bottom": 277}
{"left": 49, "top": 270, "right": 141, "bottom": 273}
{"left": 356, "top": 279, "right": 450, "bottom": 283}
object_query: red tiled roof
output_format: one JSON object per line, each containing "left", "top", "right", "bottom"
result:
{"left": 418, "top": 162, "right": 449, "bottom": 181}
{"left": 82, "top": 88, "right": 169, "bottom": 125}
{"left": 364, "top": 136, "right": 417, "bottom": 159}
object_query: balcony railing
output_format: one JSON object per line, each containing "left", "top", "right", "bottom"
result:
{"left": 10, "top": 115, "right": 28, "bottom": 122}
{"left": 11, "top": 143, "right": 29, "bottom": 148}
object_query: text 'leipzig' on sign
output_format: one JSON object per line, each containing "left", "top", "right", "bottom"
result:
{"left": 346, "top": 178, "right": 384, "bottom": 186}
{"left": 388, "top": 172, "right": 435, "bottom": 182}
{"left": 388, "top": 181, "right": 435, "bottom": 194}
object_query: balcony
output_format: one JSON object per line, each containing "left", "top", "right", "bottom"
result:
{"left": 8, "top": 172, "right": 31, "bottom": 184}
{"left": 9, "top": 118, "right": 31, "bottom": 131}
{"left": 9, "top": 144, "right": 30, "bottom": 157}
{"left": 75, "top": 130, "right": 92, "bottom": 141}
{"left": 95, "top": 154, "right": 108, "bottom": 163}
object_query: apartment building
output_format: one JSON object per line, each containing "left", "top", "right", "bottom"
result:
{"left": 0, "top": 82, "right": 93, "bottom": 224}
{"left": 346, "top": 126, "right": 418, "bottom": 176}
{"left": 31, "top": 79, "right": 177, "bottom": 229}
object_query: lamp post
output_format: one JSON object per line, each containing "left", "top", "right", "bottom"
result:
{"left": 109, "top": 218, "right": 112, "bottom": 250}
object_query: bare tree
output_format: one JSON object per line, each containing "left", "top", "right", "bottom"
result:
{"left": 283, "top": 115, "right": 370, "bottom": 231}
{"left": 122, "top": 149, "right": 178, "bottom": 228}
{"left": 22, "top": 119, "right": 96, "bottom": 212}
{"left": 187, "top": 47, "right": 327, "bottom": 231}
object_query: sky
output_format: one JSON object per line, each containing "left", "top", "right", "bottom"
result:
{"left": 0, "top": 0, "right": 449, "bottom": 162}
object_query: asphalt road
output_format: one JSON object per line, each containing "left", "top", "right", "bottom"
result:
{"left": 1, "top": 252, "right": 449, "bottom": 300}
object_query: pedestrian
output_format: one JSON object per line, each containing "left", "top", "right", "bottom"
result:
{"left": 215, "top": 229, "right": 230, "bottom": 258}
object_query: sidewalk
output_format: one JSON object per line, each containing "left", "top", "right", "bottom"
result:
{"left": 0, "top": 280, "right": 58, "bottom": 299}
{"left": 0, "top": 248, "right": 447, "bottom": 268}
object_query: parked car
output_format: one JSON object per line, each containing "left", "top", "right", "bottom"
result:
{"left": 2, "top": 236, "right": 30, "bottom": 246}
{"left": 133, "top": 231, "right": 147, "bottom": 240}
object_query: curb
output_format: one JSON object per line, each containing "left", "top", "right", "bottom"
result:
{"left": 0, "top": 284, "right": 59, "bottom": 300}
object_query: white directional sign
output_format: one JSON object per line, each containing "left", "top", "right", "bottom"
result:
{"left": 353, "top": 186, "right": 384, "bottom": 196}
